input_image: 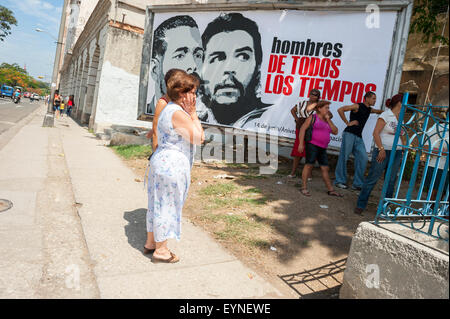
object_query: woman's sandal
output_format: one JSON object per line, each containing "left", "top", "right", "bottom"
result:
{"left": 143, "top": 246, "right": 156, "bottom": 255}
{"left": 301, "top": 189, "right": 311, "bottom": 197}
{"left": 327, "top": 190, "right": 343, "bottom": 197}
{"left": 152, "top": 251, "right": 180, "bottom": 263}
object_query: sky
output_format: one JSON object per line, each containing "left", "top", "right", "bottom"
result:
{"left": 0, "top": 0, "right": 63, "bottom": 84}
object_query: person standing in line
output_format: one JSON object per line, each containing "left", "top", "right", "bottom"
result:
{"left": 288, "top": 89, "right": 320, "bottom": 178}
{"left": 354, "top": 94, "right": 406, "bottom": 215}
{"left": 144, "top": 71, "right": 204, "bottom": 263}
{"left": 298, "top": 101, "right": 342, "bottom": 197}
{"left": 334, "top": 91, "right": 383, "bottom": 191}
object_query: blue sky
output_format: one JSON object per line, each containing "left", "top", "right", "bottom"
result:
{"left": 0, "top": 0, "right": 63, "bottom": 83}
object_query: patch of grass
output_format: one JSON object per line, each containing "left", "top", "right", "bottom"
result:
{"left": 110, "top": 144, "right": 152, "bottom": 159}
{"left": 200, "top": 183, "right": 236, "bottom": 196}
{"left": 206, "top": 213, "right": 264, "bottom": 241}
{"left": 225, "top": 163, "right": 249, "bottom": 168}
{"left": 301, "top": 240, "right": 312, "bottom": 247}
{"left": 225, "top": 163, "right": 259, "bottom": 169}
{"left": 194, "top": 211, "right": 272, "bottom": 251}
{"left": 238, "top": 197, "right": 268, "bottom": 205}
{"left": 246, "top": 239, "right": 271, "bottom": 250}
{"left": 214, "top": 229, "right": 242, "bottom": 241}
{"left": 206, "top": 195, "right": 268, "bottom": 209}
{"left": 244, "top": 187, "right": 262, "bottom": 194}
{"left": 275, "top": 168, "right": 291, "bottom": 176}
{"left": 241, "top": 174, "right": 268, "bottom": 180}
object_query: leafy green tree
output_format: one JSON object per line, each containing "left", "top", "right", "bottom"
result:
{"left": 0, "top": 61, "right": 50, "bottom": 95}
{"left": 0, "top": 62, "right": 27, "bottom": 74}
{"left": 0, "top": 5, "right": 17, "bottom": 42}
{"left": 410, "top": 0, "right": 449, "bottom": 45}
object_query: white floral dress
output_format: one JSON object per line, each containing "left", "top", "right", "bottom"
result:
{"left": 147, "top": 102, "right": 194, "bottom": 242}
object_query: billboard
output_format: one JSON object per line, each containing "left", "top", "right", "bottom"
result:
{"left": 144, "top": 9, "right": 398, "bottom": 152}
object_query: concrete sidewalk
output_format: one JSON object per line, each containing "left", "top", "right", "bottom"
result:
{"left": 0, "top": 104, "right": 284, "bottom": 298}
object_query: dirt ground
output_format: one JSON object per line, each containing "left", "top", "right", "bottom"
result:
{"left": 122, "top": 155, "right": 384, "bottom": 299}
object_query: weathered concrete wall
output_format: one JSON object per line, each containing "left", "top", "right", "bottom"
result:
{"left": 73, "top": 0, "right": 101, "bottom": 47}
{"left": 340, "top": 222, "right": 449, "bottom": 299}
{"left": 110, "top": 0, "right": 147, "bottom": 29}
{"left": 94, "top": 26, "right": 150, "bottom": 131}
{"left": 400, "top": 13, "right": 449, "bottom": 106}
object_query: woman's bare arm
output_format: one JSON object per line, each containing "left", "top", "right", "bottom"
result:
{"left": 172, "top": 111, "right": 204, "bottom": 145}
{"left": 291, "top": 105, "right": 299, "bottom": 121}
{"left": 297, "top": 116, "right": 313, "bottom": 153}
{"left": 151, "top": 98, "right": 169, "bottom": 151}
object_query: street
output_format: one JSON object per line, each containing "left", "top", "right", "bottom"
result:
{"left": 0, "top": 97, "right": 41, "bottom": 137}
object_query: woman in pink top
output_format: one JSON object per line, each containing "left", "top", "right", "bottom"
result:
{"left": 298, "top": 101, "right": 342, "bottom": 197}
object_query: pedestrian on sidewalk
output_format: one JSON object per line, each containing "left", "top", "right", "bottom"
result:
{"left": 298, "top": 101, "right": 342, "bottom": 197}
{"left": 288, "top": 89, "right": 319, "bottom": 178}
{"left": 354, "top": 94, "right": 406, "bottom": 215}
{"left": 144, "top": 71, "right": 205, "bottom": 263}
{"left": 60, "top": 98, "right": 65, "bottom": 118}
{"left": 334, "top": 91, "right": 383, "bottom": 191}
{"left": 67, "top": 95, "right": 74, "bottom": 117}
{"left": 53, "top": 91, "right": 61, "bottom": 118}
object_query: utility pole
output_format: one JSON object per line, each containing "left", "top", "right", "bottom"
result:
{"left": 43, "top": 0, "right": 69, "bottom": 127}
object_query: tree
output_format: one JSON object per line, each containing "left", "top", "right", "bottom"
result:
{"left": 0, "top": 62, "right": 27, "bottom": 74}
{"left": 0, "top": 62, "right": 50, "bottom": 95}
{"left": 0, "top": 5, "right": 17, "bottom": 42}
{"left": 410, "top": 0, "right": 449, "bottom": 45}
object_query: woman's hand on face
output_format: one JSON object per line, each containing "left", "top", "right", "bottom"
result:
{"left": 181, "top": 92, "right": 196, "bottom": 116}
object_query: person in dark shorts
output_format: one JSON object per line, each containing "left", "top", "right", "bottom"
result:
{"left": 288, "top": 89, "right": 319, "bottom": 178}
{"left": 298, "top": 101, "right": 342, "bottom": 197}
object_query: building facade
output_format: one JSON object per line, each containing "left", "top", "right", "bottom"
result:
{"left": 58, "top": 0, "right": 149, "bottom": 132}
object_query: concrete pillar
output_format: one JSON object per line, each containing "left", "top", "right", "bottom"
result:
{"left": 89, "top": 29, "right": 107, "bottom": 131}
{"left": 81, "top": 44, "right": 100, "bottom": 125}
{"left": 73, "top": 59, "right": 83, "bottom": 118}
{"left": 76, "top": 53, "right": 89, "bottom": 122}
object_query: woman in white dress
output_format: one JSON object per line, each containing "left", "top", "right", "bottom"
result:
{"left": 144, "top": 71, "right": 204, "bottom": 263}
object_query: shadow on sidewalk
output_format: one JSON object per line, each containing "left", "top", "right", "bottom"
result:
{"left": 278, "top": 258, "right": 346, "bottom": 299}
{"left": 124, "top": 208, "right": 150, "bottom": 259}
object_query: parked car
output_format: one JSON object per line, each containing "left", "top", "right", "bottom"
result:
{"left": 1, "top": 84, "right": 14, "bottom": 98}
{"left": 30, "top": 93, "right": 40, "bottom": 102}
